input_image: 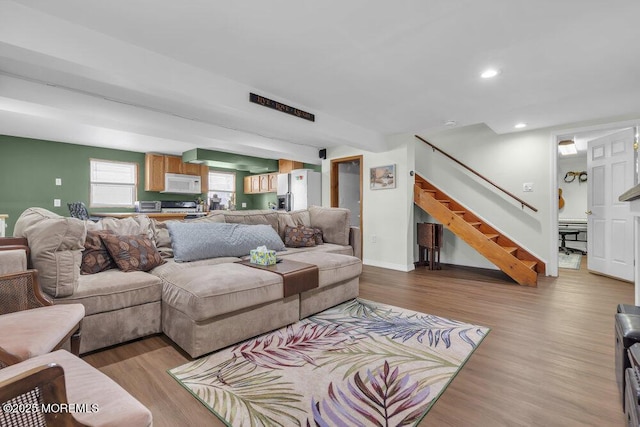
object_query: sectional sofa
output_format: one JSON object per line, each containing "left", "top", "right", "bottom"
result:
{"left": 4, "top": 206, "right": 362, "bottom": 358}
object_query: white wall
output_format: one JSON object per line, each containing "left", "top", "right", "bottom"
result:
{"left": 322, "top": 137, "right": 415, "bottom": 272}
{"left": 414, "top": 123, "right": 551, "bottom": 270}
{"left": 323, "top": 115, "right": 640, "bottom": 277}
{"left": 557, "top": 156, "right": 588, "bottom": 220}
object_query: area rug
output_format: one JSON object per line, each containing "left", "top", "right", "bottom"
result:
{"left": 559, "top": 253, "right": 582, "bottom": 270}
{"left": 169, "top": 298, "right": 489, "bottom": 426}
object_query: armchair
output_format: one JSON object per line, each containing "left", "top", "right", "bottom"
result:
{"left": 0, "top": 350, "right": 153, "bottom": 426}
{"left": 0, "top": 248, "right": 84, "bottom": 367}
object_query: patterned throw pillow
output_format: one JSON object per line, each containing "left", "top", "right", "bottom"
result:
{"left": 81, "top": 230, "right": 117, "bottom": 274}
{"left": 100, "top": 234, "right": 165, "bottom": 272}
{"left": 284, "top": 225, "right": 317, "bottom": 248}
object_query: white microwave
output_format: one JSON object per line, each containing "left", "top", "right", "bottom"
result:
{"left": 161, "top": 173, "right": 202, "bottom": 194}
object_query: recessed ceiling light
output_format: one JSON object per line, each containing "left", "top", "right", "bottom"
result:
{"left": 514, "top": 123, "right": 527, "bottom": 129}
{"left": 481, "top": 69, "right": 500, "bottom": 79}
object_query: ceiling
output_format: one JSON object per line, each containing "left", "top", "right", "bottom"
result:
{"left": 1, "top": 1, "right": 640, "bottom": 163}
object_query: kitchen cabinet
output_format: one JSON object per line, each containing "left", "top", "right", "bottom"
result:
{"left": 268, "top": 173, "right": 278, "bottom": 192}
{"left": 145, "top": 153, "right": 209, "bottom": 192}
{"left": 145, "top": 153, "right": 166, "bottom": 192}
{"left": 244, "top": 173, "right": 278, "bottom": 194}
{"left": 279, "top": 159, "right": 303, "bottom": 174}
{"left": 164, "top": 155, "right": 183, "bottom": 174}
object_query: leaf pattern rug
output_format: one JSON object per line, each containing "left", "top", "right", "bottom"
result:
{"left": 169, "top": 298, "right": 490, "bottom": 426}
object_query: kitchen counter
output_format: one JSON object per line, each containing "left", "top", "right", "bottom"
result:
{"left": 91, "top": 212, "right": 208, "bottom": 222}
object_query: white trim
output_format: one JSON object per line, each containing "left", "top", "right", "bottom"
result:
{"left": 363, "top": 259, "right": 415, "bottom": 272}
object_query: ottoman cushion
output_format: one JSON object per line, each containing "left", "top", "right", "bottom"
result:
{"left": 162, "top": 263, "right": 284, "bottom": 321}
{"left": 278, "top": 252, "right": 362, "bottom": 287}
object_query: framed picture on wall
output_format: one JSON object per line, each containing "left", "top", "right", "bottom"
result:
{"left": 370, "top": 164, "right": 396, "bottom": 190}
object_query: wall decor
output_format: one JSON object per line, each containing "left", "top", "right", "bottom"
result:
{"left": 370, "top": 164, "right": 396, "bottom": 190}
{"left": 249, "top": 93, "right": 315, "bottom": 122}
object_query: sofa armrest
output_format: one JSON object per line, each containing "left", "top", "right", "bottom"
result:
{"left": 349, "top": 227, "right": 361, "bottom": 259}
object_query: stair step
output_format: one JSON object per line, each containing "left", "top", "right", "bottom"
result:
{"left": 484, "top": 233, "right": 499, "bottom": 242}
{"left": 468, "top": 222, "right": 482, "bottom": 229}
{"left": 423, "top": 189, "right": 436, "bottom": 196}
{"left": 436, "top": 199, "right": 450, "bottom": 207}
{"left": 452, "top": 211, "right": 466, "bottom": 217}
{"left": 502, "top": 246, "right": 518, "bottom": 255}
{"left": 521, "top": 260, "right": 537, "bottom": 270}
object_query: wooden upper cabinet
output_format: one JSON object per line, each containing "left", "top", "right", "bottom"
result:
{"left": 145, "top": 153, "right": 166, "bottom": 192}
{"left": 268, "top": 173, "right": 278, "bottom": 192}
{"left": 279, "top": 159, "right": 303, "bottom": 174}
{"left": 182, "top": 162, "right": 202, "bottom": 176}
{"left": 164, "top": 155, "right": 183, "bottom": 174}
{"left": 146, "top": 153, "right": 208, "bottom": 193}
{"left": 200, "top": 164, "right": 209, "bottom": 194}
{"left": 250, "top": 175, "right": 261, "bottom": 193}
{"left": 259, "top": 175, "right": 269, "bottom": 192}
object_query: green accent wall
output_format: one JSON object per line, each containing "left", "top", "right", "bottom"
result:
{"left": 0, "top": 135, "right": 278, "bottom": 235}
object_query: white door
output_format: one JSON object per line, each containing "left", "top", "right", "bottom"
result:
{"left": 587, "top": 128, "right": 635, "bottom": 281}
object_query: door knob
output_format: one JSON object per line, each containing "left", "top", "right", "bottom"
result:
{"left": 585, "top": 210, "right": 592, "bottom": 215}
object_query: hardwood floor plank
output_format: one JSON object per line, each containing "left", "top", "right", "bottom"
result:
{"left": 81, "top": 260, "right": 632, "bottom": 426}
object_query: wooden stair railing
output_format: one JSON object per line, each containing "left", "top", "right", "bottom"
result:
{"left": 414, "top": 174, "right": 545, "bottom": 287}
{"left": 415, "top": 135, "right": 538, "bottom": 212}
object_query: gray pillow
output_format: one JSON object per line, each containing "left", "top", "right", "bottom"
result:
{"left": 167, "top": 222, "right": 285, "bottom": 262}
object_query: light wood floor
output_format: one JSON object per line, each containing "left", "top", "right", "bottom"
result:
{"left": 82, "top": 258, "right": 633, "bottom": 426}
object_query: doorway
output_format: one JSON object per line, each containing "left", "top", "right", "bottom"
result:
{"left": 554, "top": 123, "right": 637, "bottom": 280}
{"left": 330, "top": 156, "right": 363, "bottom": 253}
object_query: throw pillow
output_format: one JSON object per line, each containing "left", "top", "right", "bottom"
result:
{"left": 167, "top": 222, "right": 285, "bottom": 262}
{"left": 100, "top": 234, "right": 165, "bottom": 272}
{"left": 284, "top": 225, "right": 317, "bottom": 248}
{"left": 81, "top": 230, "right": 117, "bottom": 274}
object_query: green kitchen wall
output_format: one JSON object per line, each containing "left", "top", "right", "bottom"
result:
{"left": 0, "top": 135, "right": 280, "bottom": 235}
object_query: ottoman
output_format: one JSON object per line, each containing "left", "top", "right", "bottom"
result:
{"left": 616, "top": 313, "right": 640, "bottom": 410}
{"left": 279, "top": 252, "right": 362, "bottom": 318}
{"left": 161, "top": 262, "right": 299, "bottom": 358}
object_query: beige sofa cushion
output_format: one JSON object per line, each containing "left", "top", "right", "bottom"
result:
{"left": 13, "top": 208, "right": 86, "bottom": 297}
{"left": 309, "top": 205, "right": 351, "bottom": 246}
{"left": 0, "top": 304, "right": 84, "bottom": 361}
{"left": 55, "top": 269, "right": 162, "bottom": 316}
{"left": 162, "top": 263, "right": 283, "bottom": 322}
{"left": 88, "top": 215, "right": 154, "bottom": 239}
{"left": 276, "top": 210, "right": 311, "bottom": 240}
{"left": 222, "top": 210, "right": 279, "bottom": 232}
{"left": 0, "top": 249, "right": 27, "bottom": 275}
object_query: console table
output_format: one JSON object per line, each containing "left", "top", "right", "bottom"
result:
{"left": 237, "top": 259, "right": 319, "bottom": 297}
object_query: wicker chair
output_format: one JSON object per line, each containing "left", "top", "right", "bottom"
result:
{"left": 0, "top": 350, "right": 153, "bottom": 426}
{"left": 0, "top": 248, "right": 84, "bottom": 368}
{"left": 0, "top": 363, "right": 87, "bottom": 426}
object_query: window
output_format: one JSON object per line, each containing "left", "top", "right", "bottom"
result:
{"left": 90, "top": 159, "right": 137, "bottom": 207}
{"left": 208, "top": 171, "right": 236, "bottom": 210}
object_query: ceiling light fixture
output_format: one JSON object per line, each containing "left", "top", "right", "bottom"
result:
{"left": 558, "top": 139, "right": 578, "bottom": 156}
{"left": 514, "top": 123, "right": 527, "bottom": 129}
{"left": 443, "top": 120, "right": 457, "bottom": 127}
{"left": 481, "top": 69, "right": 500, "bottom": 79}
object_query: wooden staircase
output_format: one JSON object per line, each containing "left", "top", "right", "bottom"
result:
{"left": 414, "top": 174, "right": 545, "bottom": 286}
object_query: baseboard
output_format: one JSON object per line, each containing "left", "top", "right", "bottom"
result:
{"left": 363, "top": 258, "right": 415, "bottom": 272}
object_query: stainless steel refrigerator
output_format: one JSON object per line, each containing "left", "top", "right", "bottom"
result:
{"left": 277, "top": 169, "right": 321, "bottom": 211}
